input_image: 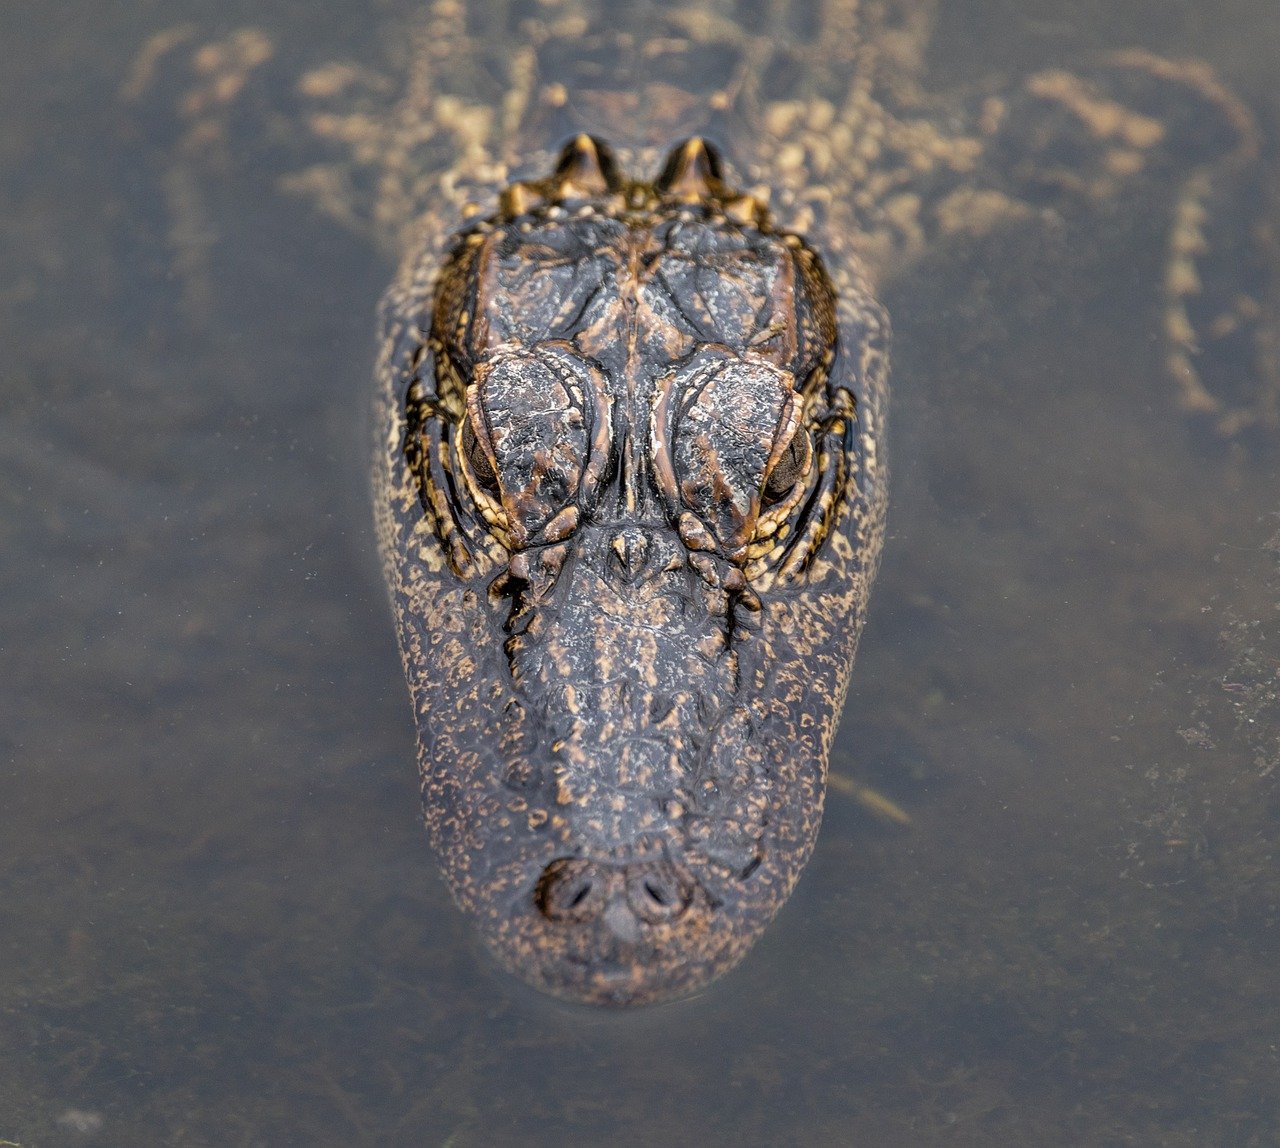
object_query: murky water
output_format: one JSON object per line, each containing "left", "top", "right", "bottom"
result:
{"left": 3, "top": 1, "right": 1279, "bottom": 1144}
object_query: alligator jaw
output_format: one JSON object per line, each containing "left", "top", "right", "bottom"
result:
{"left": 404, "top": 520, "right": 833, "bottom": 1006}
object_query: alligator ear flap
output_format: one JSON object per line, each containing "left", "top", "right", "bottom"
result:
{"left": 655, "top": 137, "right": 724, "bottom": 202}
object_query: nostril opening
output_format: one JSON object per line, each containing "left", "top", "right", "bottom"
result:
{"left": 643, "top": 879, "right": 670, "bottom": 907}
{"left": 534, "top": 858, "right": 601, "bottom": 922}
{"left": 626, "top": 863, "right": 693, "bottom": 923}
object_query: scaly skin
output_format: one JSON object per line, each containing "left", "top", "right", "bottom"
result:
{"left": 375, "top": 135, "right": 888, "bottom": 1004}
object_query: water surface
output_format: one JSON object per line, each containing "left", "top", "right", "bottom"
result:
{"left": 2, "top": 1, "right": 1279, "bottom": 1143}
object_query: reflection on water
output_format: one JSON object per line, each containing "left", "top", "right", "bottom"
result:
{"left": 1, "top": 0, "right": 1278, "bottom": 1142}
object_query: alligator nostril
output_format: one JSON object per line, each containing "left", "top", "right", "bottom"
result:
{"left": 643, "top": 880, "right": 670, "bottom": 906}
{"left": 537, "top": 858, "right": 697, "bottom": 926}
{"left": 534, "top": 858, "right": 603, "bottom": 922}
{"left": 626, "top": 861, "right": 693, "bottom": 923}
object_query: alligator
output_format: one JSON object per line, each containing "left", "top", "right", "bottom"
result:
{"left": 133, "top": 0, "right": 1277, "bottom": 1005}
{"left": 376, "top": 130, "right": 887, "bottom": 1004}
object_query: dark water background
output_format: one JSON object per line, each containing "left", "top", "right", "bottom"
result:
{"left": 2, "top": 1, "right": 1279, "bottom": 1143}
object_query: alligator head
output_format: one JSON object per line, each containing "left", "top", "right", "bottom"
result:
{"left": 375, "top": 136, "right": 889, "bottom": 1005}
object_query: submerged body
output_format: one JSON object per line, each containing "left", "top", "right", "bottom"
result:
{"left": 138, "top": 0, "right": 1277, "bottom": 1004}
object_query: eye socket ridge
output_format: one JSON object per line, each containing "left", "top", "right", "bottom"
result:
{"left": 454, "top": 342, "right": 612, "bottom": 547}
{"left": 654, "top": 346, "right": 812, "bottom": 559}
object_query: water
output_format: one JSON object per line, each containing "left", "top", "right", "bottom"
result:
{"left": 2, "top": 1, "right": 1278, "bottom": 1143}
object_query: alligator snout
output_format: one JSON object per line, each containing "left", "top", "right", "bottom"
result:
{"left": 516, "top": 854, "right": 727, "bottom": 1003}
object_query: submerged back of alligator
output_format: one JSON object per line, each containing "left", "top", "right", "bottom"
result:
{"left": 374, "top": 0, "right": 890, "bottom": 1004}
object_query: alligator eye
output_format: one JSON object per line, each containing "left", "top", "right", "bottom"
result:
{"left": 466, "top": 342, "right": 611, "bottom": 547}
{"left": 652, "top": 347, "right": 799, "bottom": 557}
{"left": 460, "top": 415, "right": 500, "bottom": 494}
{"left": 762, "top": 427, "right": 811, "bottom": 505}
